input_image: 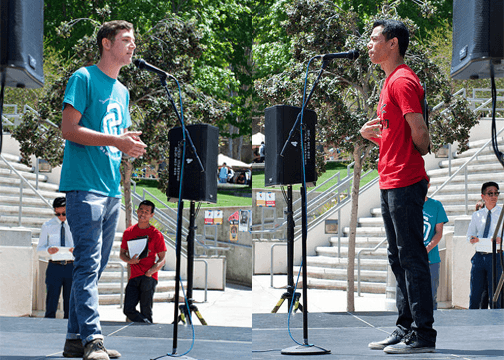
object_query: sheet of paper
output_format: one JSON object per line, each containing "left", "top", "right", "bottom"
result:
{"left": 50, "top": 247, "right": 74, "bottom": 261}
{"left": 127, "top": 237, "right": 148, "bottom": 258}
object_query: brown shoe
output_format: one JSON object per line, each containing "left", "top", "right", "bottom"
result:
{"left": 63, "top": 338, "right": 121, "bottom": 358}
{"left": 84, "top": 339, "right": 109, "bottom": 360}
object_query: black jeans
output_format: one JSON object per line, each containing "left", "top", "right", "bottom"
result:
{"left": 381, "top": 179, "right": 436, "bottom": 344}
{"left": 123, "top": 275, "right": 157, "bottom": 323}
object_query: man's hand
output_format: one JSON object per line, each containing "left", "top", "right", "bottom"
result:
{"left": 360, "top": 118, "right": 381, "bottom": 145}
{"left": 470, "top": 236, "right": 479, "bottom": 244}
{"left": 493, "top": 237, "right": 502, "bottom": 245}
{"left": 48, "top": 246, "right": 59, "bottom": 255}
{"left": 128, "top": 254, "right": 140, "bottom": 265}
{"left": 115, "top": 131, "right": 147, "bottom": 158}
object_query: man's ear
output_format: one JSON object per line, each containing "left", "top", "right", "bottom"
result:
{"left": 102, "top": 37, "right": 112, "bottom": 52}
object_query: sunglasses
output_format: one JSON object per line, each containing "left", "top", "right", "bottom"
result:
{"left": 55, "top": 212, "right": 66, "bottom": 217}
{"left": 485, "top": 192, "right": 500, "bottom": 197}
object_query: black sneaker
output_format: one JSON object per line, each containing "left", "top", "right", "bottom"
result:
{"left": 383, "top": 331, "right": 435, "bottom": 354}
{"left": 368, "top": 328, "right": 406, "bottom": 350}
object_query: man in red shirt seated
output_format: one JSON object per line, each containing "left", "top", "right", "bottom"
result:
{"left": 120, "top": 200, "right": 167, "bottom": 323}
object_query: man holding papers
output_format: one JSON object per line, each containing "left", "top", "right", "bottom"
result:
{"left": 120, "top": 200, "right": 167, "bottom": 323}
{"left": 37, "top": 197, "right": 74, "bottom": 319}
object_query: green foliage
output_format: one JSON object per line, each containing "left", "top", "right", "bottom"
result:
{"left": 254, "top": 0, "right": 478, "bottom": 172}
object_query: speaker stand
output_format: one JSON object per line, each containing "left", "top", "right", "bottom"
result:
{"left": 178, "top": 201, "right": 207, "bottom": 325}
{"left": 271, "top": 185, "right": 303, "bottom": 314}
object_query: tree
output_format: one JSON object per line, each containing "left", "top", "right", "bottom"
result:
{"left": 255, "top": 0, "right": 478, "bottom": 311}
{"left": 12, "top": 9, "right": 229, "bottom": 228}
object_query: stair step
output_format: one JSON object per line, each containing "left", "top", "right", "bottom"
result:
{"left": 304, "top": 266, "right": 387, "bottom": 282}
{"left": 304, "top": 278, "right": 386, "bottom": 293}
{"left": 306, "top": 255, "right": 387, "bottom": 270}
{"left": 329, "top": 236, "right": 387, "bottom": 247}
{"left": 315, "top": 246, "right": 387, "bottom": 259}
{"left": 343, "top": 227, "right": 386, "bottom": 237}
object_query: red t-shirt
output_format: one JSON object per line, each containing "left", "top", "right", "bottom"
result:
{"left": 121, "top": 224, "right": 167, "bottom": 281}
{"left": 373, "top": 64, "right": 428, "bottom": 189}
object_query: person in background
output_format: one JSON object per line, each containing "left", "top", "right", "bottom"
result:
{"left": 120, "top": 200, "right": 167, "bottom": 323}
{"left": 259, "top": 141, "right": 265, "bottom": 163}
{"left": 37, "top": 197, "right": 74, "bottom": 319}
{"left": 467, "top": 181, "right": 502, "bottom": 309}
{"left": 219, "top": 163, "right": 229, "bottom": 183}
{"left": 422, "top": 178, "right": 448, "bottom": 310}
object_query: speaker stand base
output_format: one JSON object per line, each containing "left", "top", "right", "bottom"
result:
{"left": 281, "top": 344, "right": 331, "bottom": 355}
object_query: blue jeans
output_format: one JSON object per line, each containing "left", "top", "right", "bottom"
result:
{"left": 381, "top": 179, "right": 436, "bottom": 344}
{"left": 469, "top": 252, "right": 502, "bottom": 309}
{"left": 429, "top": 262, "right": 440, "bottom": 310}
{"left": 65, "top": 191, "right": 120, "bottom": 346}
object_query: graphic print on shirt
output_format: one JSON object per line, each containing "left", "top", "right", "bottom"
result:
{"left": 379, "top": 103, "right": 389, "bottom": 131}
{"left": 101, "top": 102, "right": 124, "bottom": 157}
{"left": 423, "top": 214, "right": 432, "bottom": 244}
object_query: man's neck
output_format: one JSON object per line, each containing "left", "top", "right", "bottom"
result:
{"left": 97, "top": 59, "right": 121, "bottom": 79}
{"left": 381, "top": 57, "right": 405, "bottom": 78}
{"left": 486, "top": 203, "right": 496, "bottom": 211}
{"left": 137, "top": 222, "right": 150, "bottom": 230}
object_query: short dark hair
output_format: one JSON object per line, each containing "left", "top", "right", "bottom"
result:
{"left": 138, "top": 200, "right": 155, "bottom": 213}
{"left": 482, "top": 182, "right": 499, "bottom": 194}
{"left": 53, "top": 197, "right": 66, "bottom": 209}
{"left": 373, "top": 19, "right": 409, "bottom": 57}
{"left": 97, "top": 20, "right": 133, "bottom": 56}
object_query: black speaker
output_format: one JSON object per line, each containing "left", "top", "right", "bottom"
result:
{"left": 167, "top": 124, "right": 218, "bottom": 203}
{"left": 264, "top": 105, "right": 317, "bottom": 186}
{"left": 451, "top": 0, "right": 504, "bottom": 80}
{"left": 0, "top": 0, "right": 44, "bottom": 88}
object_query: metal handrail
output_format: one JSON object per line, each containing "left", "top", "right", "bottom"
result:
{"left": 106, "top": 262, "right": 126, "bottom": 308}
{"left": 270, "top": 242, "right": 287, "bottom": 287}
{"left": 0, "top": 154, "right": 53, "bottom": 226}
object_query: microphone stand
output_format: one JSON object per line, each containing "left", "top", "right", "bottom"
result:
{"left": 281, "top": 58, "right": 330, "bottom": 355}
{"left": 158, "top": 73, "right": 202, "bottom": 360}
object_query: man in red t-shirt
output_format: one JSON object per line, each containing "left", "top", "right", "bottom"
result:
{"left": 360, "top": 20, "right": 435, "bottom": 354}
{"left": 120, "top": 200, "right": 167, "bottom": 323}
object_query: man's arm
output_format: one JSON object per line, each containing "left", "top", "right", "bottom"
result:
{"left": 426, "top": 223, "right": 444, "bottom": 253}
{"left": 405, "top": 112, "right": 430, "bottom": 155}
{"left": 145, "top": 251, "right": 166, "bottom": 277}
{"left": 61, "top": 104, "right": 147, "bottom": 158}
{"left": 119, "top": 247, "right": 140, "bottom": 265}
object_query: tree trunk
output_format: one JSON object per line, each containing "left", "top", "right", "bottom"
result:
{"left": 122, "top": 160, "right": 134, "bottom": 229}
{"left": 347, "top": 145, "right": 364, "bottom": 312}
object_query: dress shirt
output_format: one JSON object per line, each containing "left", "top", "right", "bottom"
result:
{"left": 466, "top": 205, "right": 502, "bottom": 253}
{"left": 37, "top": 217, "right": 74, "bottom": 261}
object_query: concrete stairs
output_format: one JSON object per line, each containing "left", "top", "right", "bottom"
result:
{"left": 300, "top": 135, "right": 504, "bottom": 294}
{"left": 0, "top": 152, "right": 180, "bottom": 306}
{"left": 98, "top": 234, "right": 180, "bottom": 305}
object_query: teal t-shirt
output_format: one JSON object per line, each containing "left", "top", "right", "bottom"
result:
{"left": 59, "top": 65, "right": 131, "bottom": 198}
{"left": 423, "top": 197, "right": 448, "bottom": 264}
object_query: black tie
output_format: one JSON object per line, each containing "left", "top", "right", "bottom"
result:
{"left": 60, "top": 222, "right": 66, "bottom": 247}
{"left": 482, "top": 210, "right": 491, "bottom": 238}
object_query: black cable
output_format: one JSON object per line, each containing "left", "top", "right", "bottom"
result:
{"left": 490, "top": 71, "right": 504, "bottom": 167}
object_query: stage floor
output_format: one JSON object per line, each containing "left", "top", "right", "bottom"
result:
{"left": 252, "top": 309, "right": 504, "bottom": 359}
{"left": 1, "top": 309, "right": 503, "bottom": 359}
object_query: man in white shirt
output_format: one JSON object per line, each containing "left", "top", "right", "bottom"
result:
{"left": 466, "top": 181, "right": 502, "bottom": 308}
{"left": 37, "top": 197, "right": 74, "bottom": 318}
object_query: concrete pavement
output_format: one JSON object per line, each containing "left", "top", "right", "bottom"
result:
{"left": 98, "top": 275, "right": 388, "bottom": 328}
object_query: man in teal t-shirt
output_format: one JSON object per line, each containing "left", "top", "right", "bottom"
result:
{"left": 423, "top": 182, "right": 449, "bottom": 310}
{"left": 60, "top": 20, "right": 146, "bottom": 360}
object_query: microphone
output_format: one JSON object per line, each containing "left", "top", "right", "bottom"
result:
{"left": 133, "top": 59, "right": 169, "bottom": 77}
{"left": 322, "top": 50, "right": 359, "bottom": 61}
